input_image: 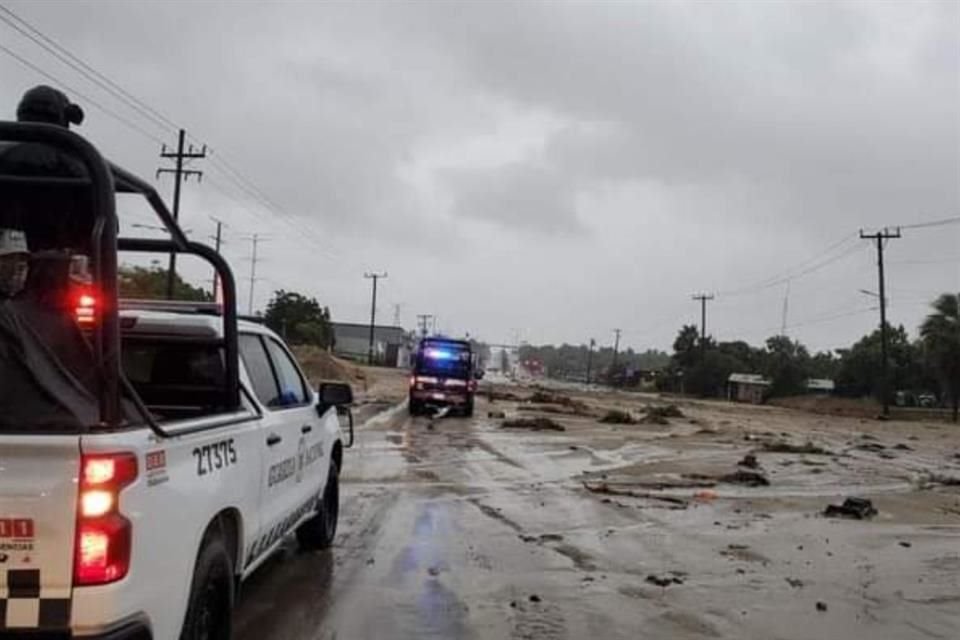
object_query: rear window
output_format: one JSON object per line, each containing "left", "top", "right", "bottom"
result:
{"left": 415, "top": 342, "right": 473, "bottom": 379}
{"left": 122, "top": 338, "right": 227, "bottom": 422}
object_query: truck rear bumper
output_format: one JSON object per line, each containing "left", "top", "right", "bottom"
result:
{"left": 410, "top": 390, "right": 470, "bottom": 406}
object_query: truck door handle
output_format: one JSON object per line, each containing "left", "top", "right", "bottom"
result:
{"left": 266, "top": 433, "right": 282, "bottom": 446}
{"left": 301, "top": 425, "right": 312, "bottom": 434}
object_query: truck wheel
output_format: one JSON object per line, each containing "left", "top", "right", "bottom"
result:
{"left": 296, "top": 463, "right": 339, "bottom": 550}
{"left": 464, "top": 397, "right": 475, "bottom": 417}
{"left": 409, "top": 398, "right": 422, "bottom": 416}
{"left": 180, "top": 534, "right": 234, "bottom": 640}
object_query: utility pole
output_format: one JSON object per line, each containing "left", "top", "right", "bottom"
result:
{"left": 157, "top": 129, "right": 205, "bottom": 299}
{"left": 364, "top": 272, "right": 387, "bottom": 365}
{"left": 611, "top": 329, "right": 622, "bottom": 386}
{"left": 691, "top": 293, "right": 715, "bottom": 358}
{"left": 245, "top": 234, "right": 265, "bottom": 315}
{"left": 209, "top": 217, "right": 224, "bottom": 301}
{"left": 860, "top": 227, "right": 901, "bottom": 417}
{"left": 416, "top": 314, "right": 433, "bottom": 338}
{"left": 585, "top": 338, "right": 596, "bottom": 385}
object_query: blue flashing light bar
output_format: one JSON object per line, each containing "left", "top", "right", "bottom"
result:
{"left": 425, "top": 348, "right": 455, "bottom": 360}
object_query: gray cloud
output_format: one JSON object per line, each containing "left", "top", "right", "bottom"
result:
{"left": 0, "top": 0, "right": 956, "bottom": 350}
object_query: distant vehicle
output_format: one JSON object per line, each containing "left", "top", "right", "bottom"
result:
{"left": 409, "top": 338, "right": 480, "bottom": 416}
{"left": 0, "top": 116, "right": 354, "bottom": 640}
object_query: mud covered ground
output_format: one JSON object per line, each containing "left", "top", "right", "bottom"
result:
{"left": 235, "top": 376, "right": 960, "bottom": 639}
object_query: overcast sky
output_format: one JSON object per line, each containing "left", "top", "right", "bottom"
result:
{"left": 1, "top": 0, "right": 957, "bottom": 352}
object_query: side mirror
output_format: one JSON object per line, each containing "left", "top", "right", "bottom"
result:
{"left": 318, "top": 382, "right": 354, "bottom": 448}
{"left": 318, "top": 382, "right": 353, "bottom": 407}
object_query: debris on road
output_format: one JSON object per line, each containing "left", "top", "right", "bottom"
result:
{"left": 501, "top": 417, "right": 566, "bottom": 432}
{"left": 641, "top": 404, "right": 685, "bottom": 425}
{"left": 893, "top": 443, "right": 913, "bottom": 451}
{"left": 599, "top": 409, "right": 636, "bottom": 424}
{"left": 928, "top": 473, "right": 960, "bottom": 486}
{"left": 898, "top": 541, "right": 912, "bottom": 548}
{"left": 823, "top": 497, "right": 877, "bottom": 519}
{"left": 646, "top": 573, "right": 684, "bottom": 587}
{"left": 718, "top": 470, "right": 770, "bottom": 486}
{"left": 816, "top": 601, "right": 828, "bottom": 612}
{"left": 488, "top": 410, "right": 506, "bottom": 419}
{"left": 785, "top": 577, "right": 804, "bottom": 588}
{"left": 759, "top": 441, "right": 831, "bottom": 455}
{"left": 582, "top": 481, "right": 689, "bottom": 507}
{"left": 720, "top": 544, "right": 770, "bottom": 564}
{"left": 529, "top": 594, "right": 542, "bottom": 603}
{"left": 519, "top": 404, "right": 588, "bottom": 416}
{"left": 738, "top": 453, "right": 760, "bottom": 469}
{"left": 488, "top": 389, "right": 521, "bottom": 402}
{"left": 519, "top": 533, "right": 564, "bottom": 544}
{"left": 528, "top": 389, "right": 591, "bottom": 414}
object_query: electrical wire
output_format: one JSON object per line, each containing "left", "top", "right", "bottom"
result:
{"left": 0, "top": 4, "right": 177, "bottom": 135}
{"left": 0, "top": 42, "right": 165, "bottom": 144}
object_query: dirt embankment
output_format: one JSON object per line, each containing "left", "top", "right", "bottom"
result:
{"left": 292, "top": 346, "right": 410, "bottom": 403}
{"left": 291, "top": 346, "right": 366, "bottom": 385}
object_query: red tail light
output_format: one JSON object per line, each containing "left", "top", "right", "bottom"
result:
{"left": 74, "top": 453, "right": 137, "bottom": 586}
{"left": 72, "top": 287, "right": 99, "bottom": 325}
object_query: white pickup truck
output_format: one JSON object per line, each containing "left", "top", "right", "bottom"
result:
{"left": 0, "top": 112, "right": 354, "bottom": 639}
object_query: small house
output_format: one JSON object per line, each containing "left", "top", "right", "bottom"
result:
{"left": 728, "top": 373, "right": 771, "bottom": 404}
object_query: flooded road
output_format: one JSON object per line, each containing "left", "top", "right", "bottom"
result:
{"left": 234, "top": 390, "right": 960, "bottom": 639}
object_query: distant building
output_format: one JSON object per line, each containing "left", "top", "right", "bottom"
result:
{"left": 805, "top": 379, "right": 835, "bottom": 395}
{"left": 728, "top": 373, "right": 836, "bottom": 404}
{"left": 728, "top": 373, "right": 771, "bottom": 404}
{"left": 331, "top": 322, "right": 409, "bottom": 367}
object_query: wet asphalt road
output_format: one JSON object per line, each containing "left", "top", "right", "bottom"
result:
{"left": 233, "top": 397, "right": 960, "bottom": 640}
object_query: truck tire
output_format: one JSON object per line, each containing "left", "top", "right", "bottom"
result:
{"left": 296, "top": 462, "right": 339, "bottom": 550}
{"left": 180, "top": 534, "right": 234, "bottom": 640}
{"left": 464, "top": 396, "right": 475, "bottom": 417}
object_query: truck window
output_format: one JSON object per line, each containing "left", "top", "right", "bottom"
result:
{"left": 121, "top": 338, "right": 227, "bottom": 422}
{"left": 239, "top": 333, "right": 281, "bottom": 407}
{"left": 264, "top": 338, "right": 309, "bottom": 407}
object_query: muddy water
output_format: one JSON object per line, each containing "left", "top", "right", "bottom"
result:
{"left": 234, "top": 391, "right": 960, "bottom": 639}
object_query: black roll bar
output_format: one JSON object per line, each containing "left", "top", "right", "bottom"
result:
{"left": 1, "top": 121, "right": 243, "bottom": 431}
{"left": 117, "top": 237, "right": 241, "bottom": 411}
{"left": 0, "top": 121, "right": 120, "bottom": 425}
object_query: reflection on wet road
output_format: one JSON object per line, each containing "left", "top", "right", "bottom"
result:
{"left": 234, "top": 395, "right": 960, "bottom": 640}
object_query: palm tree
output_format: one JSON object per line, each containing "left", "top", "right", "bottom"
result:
{"left": 920, "top": 293, "right": 960, "bottom": 422}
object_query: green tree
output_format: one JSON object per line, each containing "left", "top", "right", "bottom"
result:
{"left": 263, "top": 290, "right": 333, "bottom": 348}
{"left": 836, "top": 324, "right": 923, "bottom": 400}
{"left": 118, "top": 264, "right": 211, "bottom": 301}
{"left": 920, "top": 293, "right": 960, "bottom": 422}
{"left": 672, "top": 325, "right": 702, "bottom": 369}
{"left": 762, "top": 335, "right": 810, "bottom": 398}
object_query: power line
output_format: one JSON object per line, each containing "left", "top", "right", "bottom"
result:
{"left": 718, "top": 237, "right": 863, "bottom": 298}
{"left": 157, "top": 129, "right": 206, "bottom": 298}
{"left": 243, "top": 234, "right": 268, "bottom": 315}
{"left": 896, "top": 216, "right": 960, "bottom": 230}
{"left": 364, "top": 272, "right": 387, "bottom": 365}
{"left": 860, "top": 227, "right": 901, "bottom": 417}
{"left": 0, "top": 8, "right": 349, "bottom": 269}
{"left": 691, "top": 293, "right": 714, "bottom": 357}
{"left": 0, "top": 4, "right": 177, "bottom": 134}
{"left": 0, "top": 41, "right": 165, "bottom": 144}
